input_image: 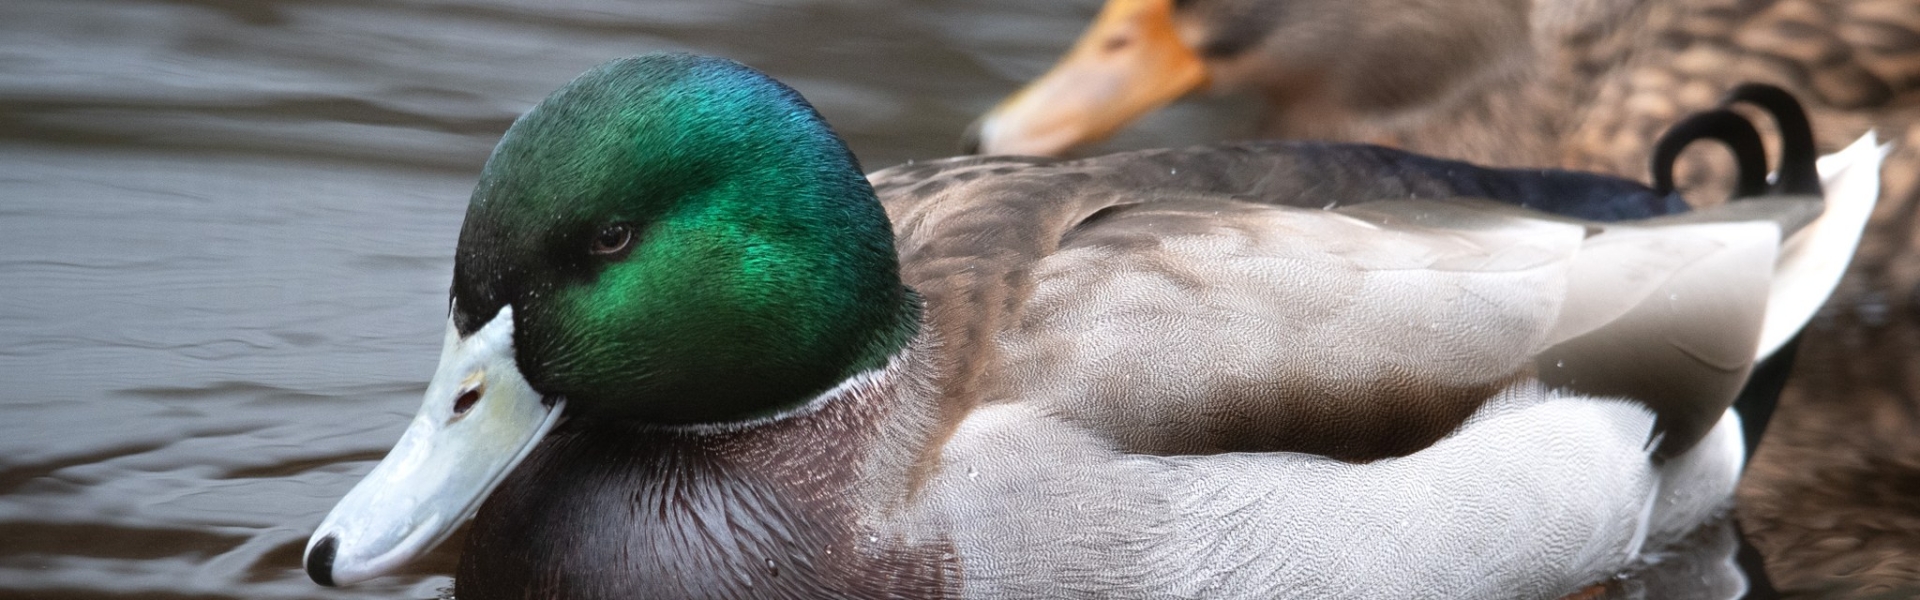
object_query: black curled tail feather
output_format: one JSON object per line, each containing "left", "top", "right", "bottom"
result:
{"left": 1647, "top": 82, "right": 1825, "bottom": 202}
{"left": 1720, "top": 83, "right": 1822, "bottom": 196}
{"left": 1649, "top": 109, "right": 1770, "bottom": 198}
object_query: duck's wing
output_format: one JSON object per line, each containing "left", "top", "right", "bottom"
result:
{"left": 874, "top": 142, "right": 1687, "bottom": 377}
{"left": 872, "top": 144, "right": 1671, "bottom": 437}
{"left": 873, "top": 137, "right": 1882, "bottom": 463}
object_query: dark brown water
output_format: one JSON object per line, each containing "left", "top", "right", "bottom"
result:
{"left": 0, "top": 1, "right": 1260, "bottom": 597}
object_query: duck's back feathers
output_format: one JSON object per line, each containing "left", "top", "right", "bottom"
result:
{"left": 874, "top": 142, "right": 1835, "bottom": 463}
{"left": 876, "top": 142, "right": 1687, "bottom": 427}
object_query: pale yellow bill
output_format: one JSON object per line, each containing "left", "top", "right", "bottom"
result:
{"left": 304, "top": 306, "right": 565, "bottom": 587}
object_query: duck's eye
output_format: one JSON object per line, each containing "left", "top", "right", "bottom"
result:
{"left": 590, "top": 224, "right": 634, "bottom": 257}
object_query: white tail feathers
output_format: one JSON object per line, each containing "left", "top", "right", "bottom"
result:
{"left": 1756, "top": 132, "right": 1891, "bottom": 359}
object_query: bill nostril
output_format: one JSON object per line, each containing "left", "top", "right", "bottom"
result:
{"left": 306, "top": 534, "right": 339, "bottom": 587}
{"left": 453, "top": 387, "right": 482, "bottom": 415}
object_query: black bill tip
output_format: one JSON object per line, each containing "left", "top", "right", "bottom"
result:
{"left": 306, "top": 534, "right": 339, "bottom": 586}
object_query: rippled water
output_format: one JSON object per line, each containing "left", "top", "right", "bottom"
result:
{"left": 0, "top": 0, "right": 1264, "bottom": 597}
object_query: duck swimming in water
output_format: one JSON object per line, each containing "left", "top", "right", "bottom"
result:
{"left": 304, "top": 54, "right": 1884, "bottom": 598}
{"left": 964, "top": 0, "right": 1920, "bottom": 173}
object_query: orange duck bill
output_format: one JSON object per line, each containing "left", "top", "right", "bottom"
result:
{"left": 964, "top": 0, "right": 1207, "bottom": 156}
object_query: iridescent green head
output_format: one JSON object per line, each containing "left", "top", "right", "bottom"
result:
{"left": 451, "top": 54, "right": 916, "bottom": 425}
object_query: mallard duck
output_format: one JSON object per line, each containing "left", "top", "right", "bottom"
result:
{"left": 301, "top": 54, "right": 1884, "bottom": 598}
{"left": 964, "top": 0, "right": 1920, "bottom": 175}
